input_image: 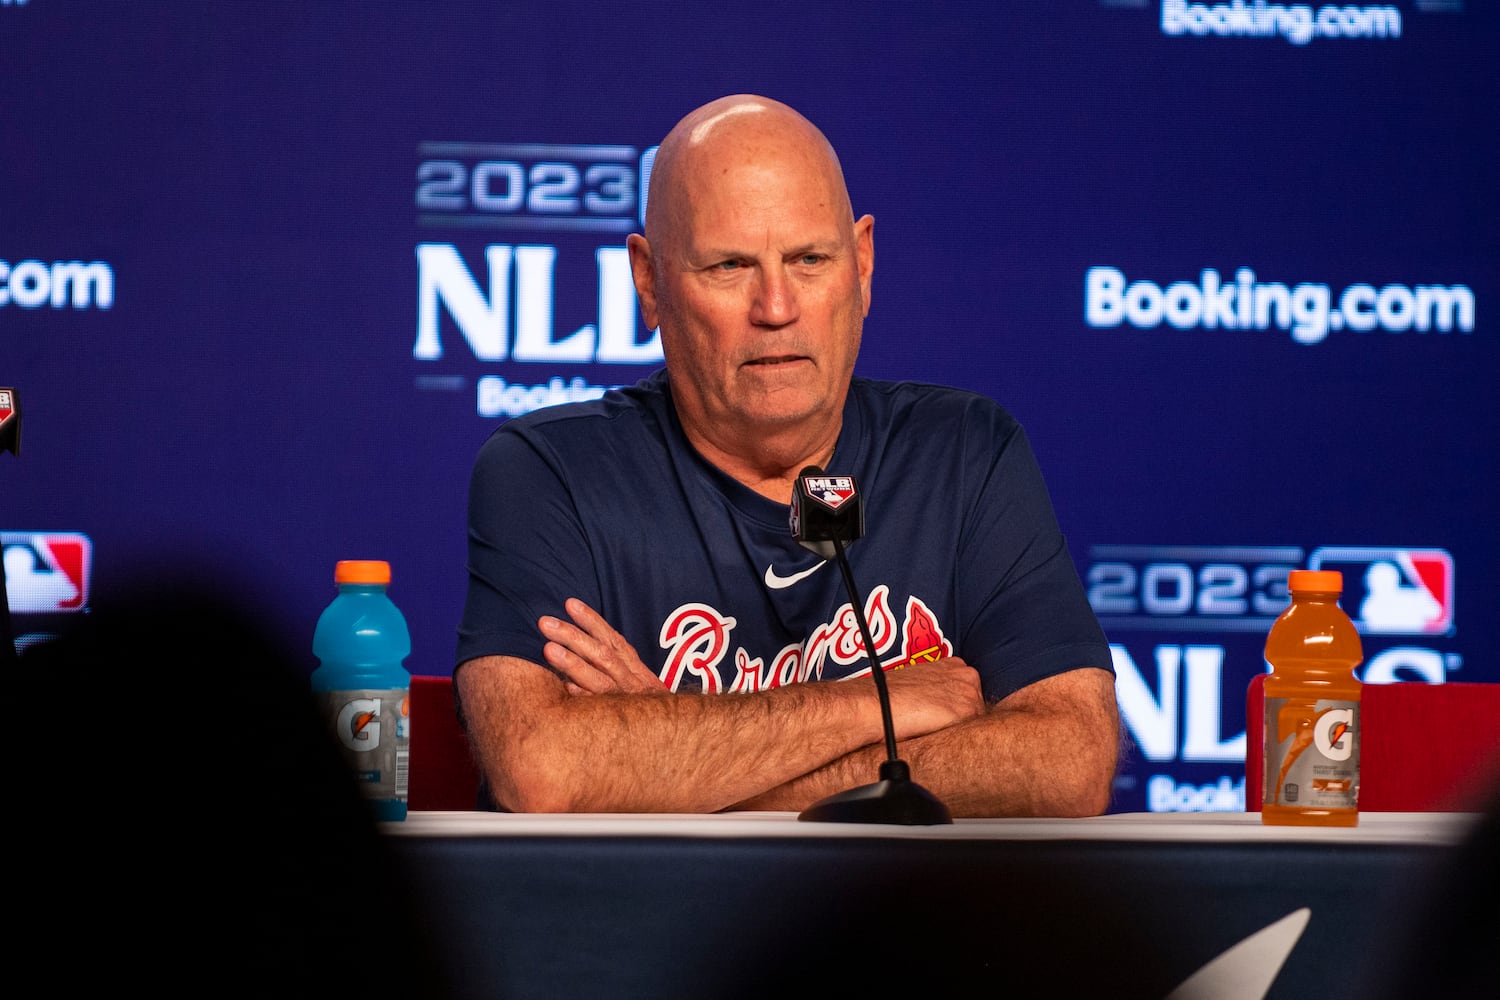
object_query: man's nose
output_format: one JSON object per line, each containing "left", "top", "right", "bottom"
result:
{"left": 749, "top": 265, "right": 799, "bottom": 327}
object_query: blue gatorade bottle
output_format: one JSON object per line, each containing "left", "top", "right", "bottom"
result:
{"left": 311, "top": 559, "right": 412, "bottom": 821}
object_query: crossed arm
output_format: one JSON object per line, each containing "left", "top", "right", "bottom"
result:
{"left": 456, "top": 598, "right": 1120, "bottom": 817}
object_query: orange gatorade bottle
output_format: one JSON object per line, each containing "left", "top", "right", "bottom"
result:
{"left": 1262, "top": 569, "right": 1364, "bottom": 826}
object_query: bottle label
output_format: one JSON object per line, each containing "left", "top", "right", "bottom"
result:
{"left": 1263, "top": 697, "right": 1360, "bottom": 810}
{"left": 317, "top": 687, "right": 410, "bottom": 805}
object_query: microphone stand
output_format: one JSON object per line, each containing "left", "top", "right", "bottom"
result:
{"left": 797, "top": 530, "right": 952, "bottom": 825}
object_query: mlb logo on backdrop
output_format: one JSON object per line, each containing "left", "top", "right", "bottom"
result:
{"left": 1308, "top": 546, "right": 1453, "bottom": 635}
{"left": 1, "top": 532, "right": 92, "bottom": 613}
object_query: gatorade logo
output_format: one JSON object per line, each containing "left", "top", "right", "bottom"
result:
{"left": 336, "top": 697, "right": 383, "bottom": 752}
{"left": 1313, "top": 708, "right": 1355, "bottom": 762}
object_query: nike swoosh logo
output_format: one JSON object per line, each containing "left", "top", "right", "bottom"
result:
{"left": 764, "top": 560, "right": 829, "bottom": 590}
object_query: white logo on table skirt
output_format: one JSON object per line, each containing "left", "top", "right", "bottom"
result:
{"left": 1165, "top": 907, "right": 1310, "bottom": 1000}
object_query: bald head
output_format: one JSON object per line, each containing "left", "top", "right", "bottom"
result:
{"left": 642, "top": 95, "right": 855, "bottom": 258}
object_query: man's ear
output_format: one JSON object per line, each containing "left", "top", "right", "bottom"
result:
{"left": 627, "top": 233, "right": 660, "bottom": 330}
{"left": 854, "top": 214, "right": 875, "bottom": 317}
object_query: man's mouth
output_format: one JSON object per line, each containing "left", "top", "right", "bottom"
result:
{"left": 745, "top": 355, "right": 807, "bottom": 366}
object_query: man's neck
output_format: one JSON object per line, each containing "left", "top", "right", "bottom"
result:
{"left": 682, "top": 423, "right": 839, "bottom": 505}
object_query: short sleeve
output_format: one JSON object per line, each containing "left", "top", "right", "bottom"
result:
{"left": 954, "top": 411, "right": 1113, "bottom": 700}
{"left": 454, "top": 425, "right": 601, "bottom": 674}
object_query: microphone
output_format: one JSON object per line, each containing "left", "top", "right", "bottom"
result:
{"left": 790, "top": 466, "right": 952, "bottom": 825}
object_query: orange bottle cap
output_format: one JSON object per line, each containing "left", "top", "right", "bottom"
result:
{"left": 335, "top": 560, "right": 391, "bottom": 585}
{"left": 1288, "top": 569, "right": 1341, "bottom": 592}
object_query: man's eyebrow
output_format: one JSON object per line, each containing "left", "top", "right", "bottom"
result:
{"left": 692, "top": 245, "right": 745, "bottom": 260}
{"left": 788, "top": 240, "right": 841, "bottom": 254}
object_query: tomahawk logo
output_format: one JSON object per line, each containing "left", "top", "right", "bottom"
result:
{"left": 1, "top": 532, "right": 92, "bottom": 613}
{"left": 1308, "top": 546, "right": 1453, "bottom": 635}
{"left": 804, "top": 476, "right": 856, "bottom": 511}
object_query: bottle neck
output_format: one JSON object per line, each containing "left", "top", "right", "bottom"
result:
{"left": 1291, "top": 589, "right": 1342, "bottom": 603}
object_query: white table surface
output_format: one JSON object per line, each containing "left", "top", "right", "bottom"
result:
{"left": 384, "top": 809, "right": 1481, "bottom": 846}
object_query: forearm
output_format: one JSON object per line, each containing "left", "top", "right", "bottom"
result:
{"left": 460, "top": 656, "right": 890, "bottom": 813}
{"left": 900, "top": 687, "right": 1118, "bottom": 817}
{"left": 540, "top": 686, "right": 887, "bottom": 812}
{"left": 734, "top": 667, "right": 1121, "bottom": 818}
{"left": 724, "top": 740, "right": 883, "bottom": 812}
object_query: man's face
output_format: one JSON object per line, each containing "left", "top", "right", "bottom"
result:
{"left": 631, "top": 131, "right": 874, "bottom": 443}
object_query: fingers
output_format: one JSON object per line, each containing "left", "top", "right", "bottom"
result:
{"left": 540, "top": 632, "right": 617, "bottom": 694}
{"left": 560, "top": 597, "right": 612, "bottom": 636}
{"left": 885, "top": 656, "right": 985, "bottom": 738}
{"left": 538, "top": 598, "right": 665, "bottom": 695}
{"left": 545, "top": 599, "right": 630, "bottom": 665}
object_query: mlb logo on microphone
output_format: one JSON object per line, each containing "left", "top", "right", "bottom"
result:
{"left": 804, "top": 476, "right": 856, "bottom": 510}
{"left": 2, "top": 532, "right": 92, "bottom": 613}
{"left": 1307, "top": 546, "right": 1453, "bottom": 636}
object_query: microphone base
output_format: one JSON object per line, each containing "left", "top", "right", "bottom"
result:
{"left": 797, "top": 759, "right": 953, "bottom": 826}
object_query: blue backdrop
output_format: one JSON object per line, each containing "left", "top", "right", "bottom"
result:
{"left": 5, "top": 1, "right": 1494, "bottom": 813}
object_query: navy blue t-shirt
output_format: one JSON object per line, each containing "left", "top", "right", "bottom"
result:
{"left": 456, "top": 369, "right": 1111, "bottom": 700}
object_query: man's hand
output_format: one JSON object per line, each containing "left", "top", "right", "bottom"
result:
{"left": 884, "top": 656, "right": 985, "bottom": 738}
{"left": 539, "top": 597, "right": 667, "bottom": 695}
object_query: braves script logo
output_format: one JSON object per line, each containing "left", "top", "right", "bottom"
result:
{"left": 655, "top": 585, "right": 953, "bottom": 693}
{"left": 658, "top": 603, "right": 738, "bottom": 693}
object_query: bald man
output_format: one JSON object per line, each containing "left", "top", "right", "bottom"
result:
{"left": 454, "top": 95, "right": 1119, "bottom": 817}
